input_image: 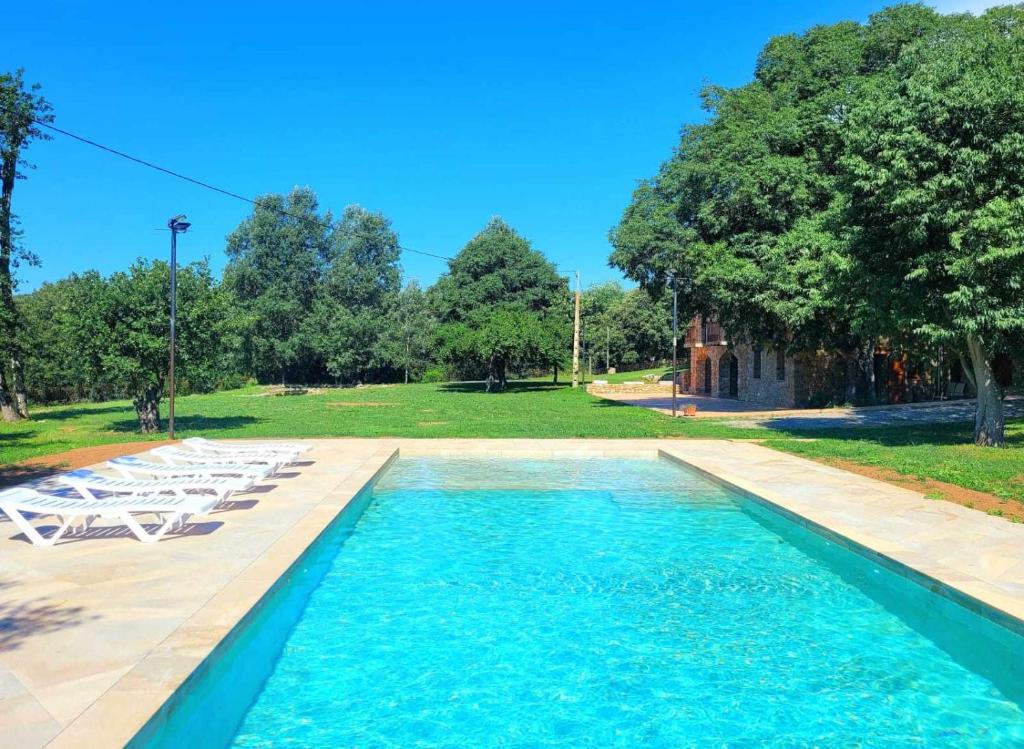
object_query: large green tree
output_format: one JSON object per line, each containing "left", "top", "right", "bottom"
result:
{"left": 580, "top": 282, "right": 672, "bottom": 371}
{"left": 379, "top": 281, "right": 436, "bottom": 383}
{"left": 102, "top": 259, "right": 229, "bottom": 433}
{"left": 306, "top": 205, "right": 402, "bottom": 382}
{"left": 431, "top": 218, "right": 568, "bottom": 391}
{"left": 0, "top": 69, "right": 52, "bottom": 420}
{"left": 610, "top": 5, "right": 944, "bottom": 402}
{"left": 612, "top": 288, "right": 673, "bottom": 369}
{"left": 224, "top": 188, "right": 330, "bottom": 383}
{"left": 842, "top": 6, "right": 1024, "bottom": 446}
{"left": 17, "top": 272, "right": 109, "bottom": 402}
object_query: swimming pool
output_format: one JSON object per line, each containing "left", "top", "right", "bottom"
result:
{"left": 140, "top": 456, "right": 1024, "bottom": 747}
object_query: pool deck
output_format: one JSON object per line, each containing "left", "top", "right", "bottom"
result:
{"left": 1, "top": 438, "right": 1023, "bottom": 747}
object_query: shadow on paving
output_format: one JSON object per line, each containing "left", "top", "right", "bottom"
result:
{"left": 0, "top": 579, "right": 99, "bottom": 652}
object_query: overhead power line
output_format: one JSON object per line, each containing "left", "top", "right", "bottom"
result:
{"left": 30, "top": 118, "right": 455, "bottom": 262}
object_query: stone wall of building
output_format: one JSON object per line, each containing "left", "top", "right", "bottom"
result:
{"left": 683, "top": 315, "right": 839, "bottom": 408}
{"left": 732, "top": 342, "right": 798, "bottom": 408}
{"left": 688, "top": 345, "right": 728, "bottom": 395}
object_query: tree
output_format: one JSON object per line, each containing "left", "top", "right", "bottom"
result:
{"left": 609, "top": 5, "right": 947, "bottom": 402}
{"left": 579, "top": 283, "right": 671, "bottom": 371}
{"left": 102, "top": 259, "right": 228, "bottom": 433}
{"left": 224, "top": 188, "right": 330, "bottom": 383}
{"left": 0, "top": 69, "right": 53, "bottom": 420}
{"left": 431, "top": 218, "right": 568, "bottom": 391}
{"left": 612, "top": 288, "right": 672, "bottom": 368}
{"left": 380, "top": 281, "right": 436, "bottom": 383}
{"left": 841, "top": 6, "right": 1024, "bottom": 446}
{"left": 17, "top": 272, "right": 109, "bottom": 402}
{"left": 580, "top": 282, "right": 626, "bottom": 370}
{"left": 306, "top": 205, "right": 402, "bottom": 382}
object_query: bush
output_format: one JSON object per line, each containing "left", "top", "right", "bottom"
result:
{"left": 420, "top": 367, "right": 447, "bottom": 383}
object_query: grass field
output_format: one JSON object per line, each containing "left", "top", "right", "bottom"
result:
{"left": 2, "top": 380, "right": 1022, "bottom": 510}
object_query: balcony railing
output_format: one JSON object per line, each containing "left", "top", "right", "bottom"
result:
{"left": 684, "top": 319, "right": 727, "bottom": 347}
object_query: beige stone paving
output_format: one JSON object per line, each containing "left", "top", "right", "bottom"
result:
{"left": 0, "top": 438, "right": 1021, "bottom": 747}
{"left": 0, "top": 439, "right": 397, "bottom": 749}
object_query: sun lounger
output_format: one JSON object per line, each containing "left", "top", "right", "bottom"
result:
{"left": 59, "top": 469, "right": 254, "bottom": 507}
{"left": 0, "top": 486, "right": 218, "bottom": 546}
{"left": 108, "top": 455, "right": 274, "bottom": 480}
{"left": 182, "top": 437, "right": 309, "bottom": 458}
{"left": 152, "top": 446, "right": 290, "bottom": 472}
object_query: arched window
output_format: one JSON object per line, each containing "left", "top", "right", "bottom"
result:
{"left": 753, "top": 346, "right": 762, "bottom": 379}
{"left": 776, "top": 349, "right": 786, "bottom": 381}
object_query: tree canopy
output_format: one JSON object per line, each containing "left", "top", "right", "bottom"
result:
{"left": 102, "top": 259, "right": 229, "bottom": 432}
{"left": 431, "top": 218, "right": 568, "bottom": 391}
{"left": 841, "top": 6, "right": 1024, "bottom": 444}
{"left": 610, "top": 4, "right": 1024, "bottom": 444}
{"left": 224, "top": 187, "right": 331, "bottom": 384}
{"left": 305, "top": 205, "right": 402, "bottom": 383}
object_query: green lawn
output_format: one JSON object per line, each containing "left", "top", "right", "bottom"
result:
{"left": 2, "top": 380, "right": 1022, "bottom": 508}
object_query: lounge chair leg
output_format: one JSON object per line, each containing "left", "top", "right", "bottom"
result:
{"left": 120, "top": 512, "right": 191, "bottom": 542}
{"left": 4, "top": 510, "right": 78, "bottom": 547}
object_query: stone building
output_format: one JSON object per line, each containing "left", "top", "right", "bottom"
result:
{"left": 681, "top": 315, "right": 956, "bottom": 409}
{"left": 684, "top": 317, "right": 801, "bottom": 408}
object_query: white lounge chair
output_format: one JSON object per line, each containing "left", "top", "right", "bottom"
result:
{"left": 152, "top": 446, "right": 289, "bottom": 472}
{"left": 108, "top": 455, "right": 274, "bottom": 481}
{"left": 182, "top": 437, "right": 308, "bottom": 458}
{"left": 59, "top": 469, "right": 254, "bottom": 508}
{"left": 0, "top": 486, "right": 218, "bottom": 546}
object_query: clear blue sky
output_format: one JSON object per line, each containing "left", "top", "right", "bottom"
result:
{"left": 6, "top": 0, "right": 983, "bottom": 292}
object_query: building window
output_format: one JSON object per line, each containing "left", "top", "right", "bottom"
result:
{"left": 776, "top": 349, "right": 786, "bottom": 381}
{"left": 753, "top": 346, "right": 762, "bottom": 379}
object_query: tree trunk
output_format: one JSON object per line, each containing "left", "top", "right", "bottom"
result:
{"left": 0, "top": 364, "right": 18, "bottom": 422}
{"left": 10, "top": 354, "right": 28, "bottom": 418}
{"left": 853, "top": 339, "right": 875, "bottom": 405}
{"left": 553, "top": 365, "right": 558, "bottom": 385}
{"left": 966, "top": 336, "right": 1004, "bottom": 447}
{"left": 841, "top": 351, "right": 857, "bottom": 405}
{"left": 959, "top": 352, "right": 977, "bottom": 396}
{"left": 133, "top": 386, "right": 162, "bottom": 434}
{"left": 0, "top": 141, "right": 25, "bottom": 422}
{"left": 485, "top": 357, "right": 506, "bottom": 393}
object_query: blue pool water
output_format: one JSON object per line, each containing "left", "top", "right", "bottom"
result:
{"left": 152, "top": 457, "right": 1024, "bottom": 747}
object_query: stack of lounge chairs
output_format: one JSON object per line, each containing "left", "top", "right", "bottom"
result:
{"left": 0, "top": 439, "right": 310, "bottom": 547}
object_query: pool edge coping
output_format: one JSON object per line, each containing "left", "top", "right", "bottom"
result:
{"left": 44, "top": 445, "right": 400, "bottom": 749}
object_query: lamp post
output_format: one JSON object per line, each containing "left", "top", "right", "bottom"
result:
{"left": 670, "top": 274, "right": 678, "bottom": 417}
{"left": 167, "top": 215, "right": 191, "bottom": 439}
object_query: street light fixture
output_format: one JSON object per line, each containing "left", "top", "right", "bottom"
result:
{"left": 167, "top": 215, "right": 191, "bottom": 440}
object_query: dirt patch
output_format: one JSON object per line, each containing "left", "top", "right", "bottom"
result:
{"left": 417, "top": 421, "right": 449, "bottom": 427}
{"left": 810, "top": 456, "right": 1024, "bottom": 523}
{"left": 0, "top": 441, "right": 175, "bottom": 490}
{"left": 327, "top": 401, "right": 398, "bottom": 408}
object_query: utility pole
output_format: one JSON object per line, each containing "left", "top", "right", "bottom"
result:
{"left": 167, "top": 215, "right": 191, "bottom": 440}
{"left": 671, "top": 274, "right": 678, "bottom": 417}
{"left": 572, "top": 270, "right": 581, "bottom": 388}
{"left": 606, "top": 327, "right": 610, "bottom": 373}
